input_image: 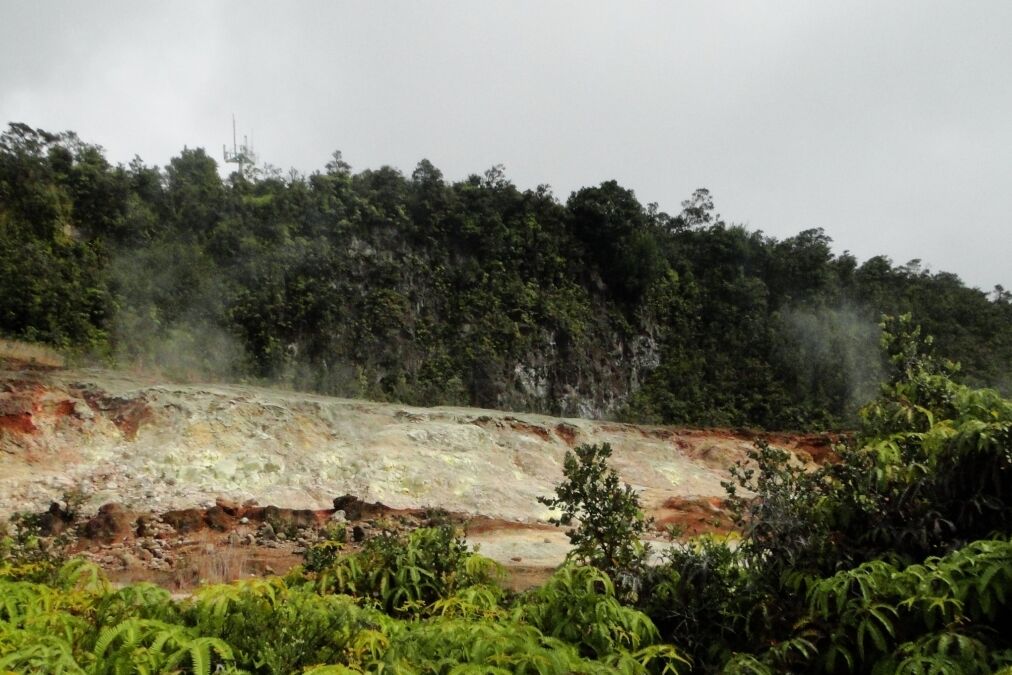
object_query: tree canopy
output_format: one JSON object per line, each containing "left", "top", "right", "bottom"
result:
{"left": 2, "top": 122, "right": 1010, "bottom": 429}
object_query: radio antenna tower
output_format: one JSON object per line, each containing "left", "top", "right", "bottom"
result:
{"left": 223, "top": 114, "right": 257, "bottom": 176}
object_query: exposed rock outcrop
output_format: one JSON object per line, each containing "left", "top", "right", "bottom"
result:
{"left": 1, "top": 361, "right": 840, "bottom": 525}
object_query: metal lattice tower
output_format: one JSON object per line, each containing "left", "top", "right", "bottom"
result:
{"left": 223, "top": 114, "right": 256, "bottom": 175}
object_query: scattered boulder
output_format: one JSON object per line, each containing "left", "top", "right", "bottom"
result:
{"left": 204, "top": 506, "right": 233, "bottom": 531}
{"left": 83, "top": 503, "right": 136, "bottom": 544}
{"left": 263, "top": 505, "right": 317, "bottom": 531}
{"left": 214, "top": 496, "right": 241, "bottom": 516}
{"left": 117, "top": 551, "right": 143, "bottom": 569}
{"left": 38, "top": 501, "right": 74, "bottom": 536}
{"left": 135, "top": 515, "right": 155, "bottom": 537}
{"left": 162, "top": 508, "right": 205, "bottom": 534}
{"left": 332, "top": 494, "right": 388, "bottom": 521}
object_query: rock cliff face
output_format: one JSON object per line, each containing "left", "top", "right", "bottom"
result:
{"left": 492, "top": 328, "right": 661, "bottom": 420}
{"left": 1, "top": 358, "right": 837, "bottom": 524}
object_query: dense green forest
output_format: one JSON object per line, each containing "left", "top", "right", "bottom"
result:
{"left": 2, "top": 122, "right": 1010, "bottom": 429}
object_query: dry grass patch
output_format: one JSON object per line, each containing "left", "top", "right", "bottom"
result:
{"left": 0, "top": 338, "right": 65, "bottom": 368}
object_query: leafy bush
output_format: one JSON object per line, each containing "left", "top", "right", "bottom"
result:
{"left": 303, "top": 524, "right": 347, "bottom": 573}
{"left": 314, "top": 525, "right": 504, "bottom": 616}
{"left": 778, "top": 538, "right": 1012, "bottom": 674}
{"left": 639, "top": 538, "right": 762, "bottom": 672}
{"left": 188, "top": 579, "right": 377, "bottom": 673}
{"left": 0, "top": 511, "right": 70, "bottom": 583}
{"left": 0, "top": 550, "right": 688, "bottom": 673}
{"left": 538, "top": 442, "right": 653, "bottom": 595}
{"left": 521, "top": 564, "right": 684, "bottom": 667}
{"left": 723, "top": 439, "right": 833, "bottom": 581}
{"left": 636, "top": 316, "right": 1012, "bottom": 673}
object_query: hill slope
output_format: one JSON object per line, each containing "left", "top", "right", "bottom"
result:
{"left": 1, "top": 358, "right": 832, "bottom": 522}
{"left": 3, "top": 123, "right": 1011, "bottom": 430}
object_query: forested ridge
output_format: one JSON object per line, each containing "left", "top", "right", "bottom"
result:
{"left": 2, "top": 121, "right": 1010, "bottom": 429}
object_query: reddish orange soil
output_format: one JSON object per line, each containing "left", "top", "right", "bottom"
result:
{"left": 554, "top": 423, "right": 579, "bottom": 446}
{"left": 650, "top": 496, "right": 736, "bottom": 537}
{"left": 464, "top": 516, "right": 557, "bottom": 536}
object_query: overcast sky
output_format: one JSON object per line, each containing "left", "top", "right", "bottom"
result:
{"left": 2, "top": 1, "right": 1009, "bottom": 290}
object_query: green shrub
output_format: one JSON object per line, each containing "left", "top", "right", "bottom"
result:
{"left": 538, "top": 442, "right": 653, "bottom": 596}
{"left": 0, "top": 512, "right": 70, "bottom": 583}
{"left": 303, "top": 524, "right": 346, "bottom": 573}
{"left": 189, "top": 579, "right": 376, "bottom": 673}
{"left": 315, "top": 525, "right": 503, "bottom": 616}
{"left": 638, "top": 317, "right": 1012, "bottom": 673}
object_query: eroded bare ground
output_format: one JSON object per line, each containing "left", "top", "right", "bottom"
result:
{"left": 23, "top": 494, "right": 735, "bottom": 592}
{"left": 1, "top": 357, "right": 842, "bottom": 589}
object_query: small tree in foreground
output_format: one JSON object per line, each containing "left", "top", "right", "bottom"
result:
{"left": 538, "top": 443, "right": 652, "bottom": 594}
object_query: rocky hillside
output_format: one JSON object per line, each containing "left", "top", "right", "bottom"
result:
{"left": 1, "top": 355, "right": 846, "bottom": 583}
{"left": 1, "top": 357, "right": 836, "bottom": 522}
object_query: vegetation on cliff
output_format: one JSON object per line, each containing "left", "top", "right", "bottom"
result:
{"left": 2, "top": 122, "right": 1011, "bottom": 429}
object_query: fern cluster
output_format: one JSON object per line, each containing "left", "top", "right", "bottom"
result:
{"left": 788, "top": 539, "right": 1012, "bottom": 673}
{"left": 0, "top": 530, "right": 685, "bottom": 673}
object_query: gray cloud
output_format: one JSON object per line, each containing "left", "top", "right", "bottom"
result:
{"left": 2, "top": 0, "right": 1009, "bottom": 289}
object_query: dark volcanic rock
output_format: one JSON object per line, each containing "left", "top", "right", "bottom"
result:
{"left": 83, "top": 503, "right": 135, "bottom": 543}
{"left": 135, "top": 515, "right": 155, "bottom": 537}
{"left": 332, "top": 494, "right": 389, "bottom": 521}
{"left": 38, "top": 501, "right": 74, "bottom": 535}
{"left": 204, "top": 506, "right": 233, "bottom": 531}
{"left": 214, "top": 496, "right": 241, "bottom": 516}
{"left": 162, "top": 508, "right": 205, "bottom": 534}
{"left": 263, "top": 505, "right": 317, "bottom": 531}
